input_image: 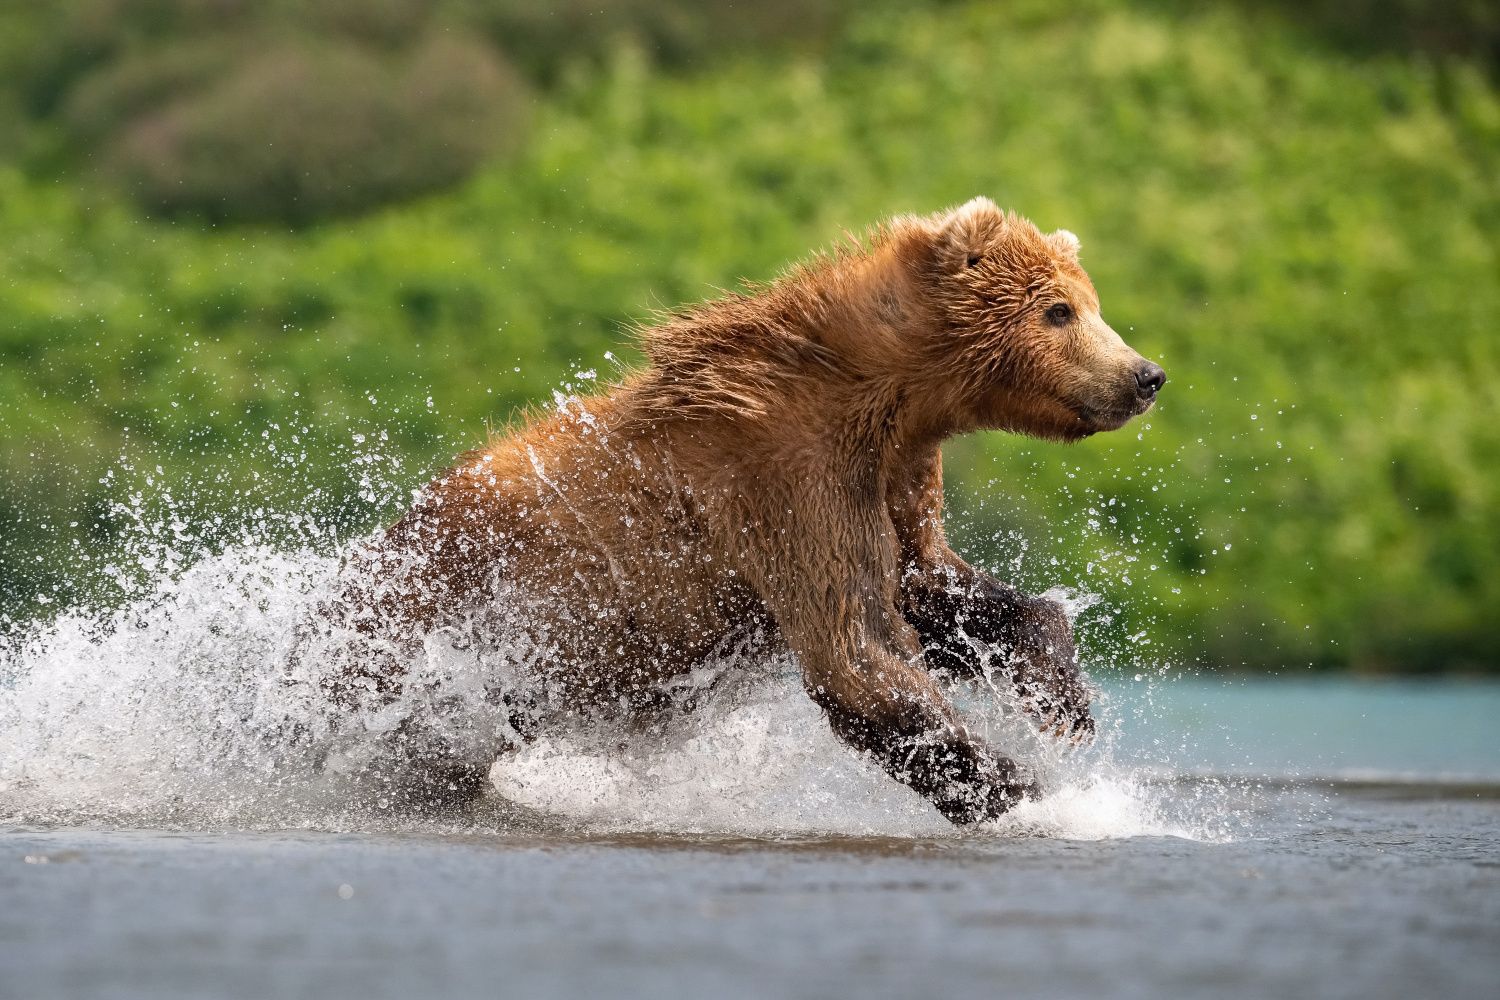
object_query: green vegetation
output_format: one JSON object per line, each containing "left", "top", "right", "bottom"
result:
{"left": 2, "top": 0, "right": 1498, "bottom": 673}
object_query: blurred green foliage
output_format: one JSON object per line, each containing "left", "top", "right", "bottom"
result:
{"left": 0, "top": 0, "right": 530, "bottom": 221}
{"left": 0, "top": 0, "right": 848, "bottom": 221}
{"left": 6, "top": 1, "right": 1487, "bottom": 222}
{"left": 1, "top": 0, "right": 1498, "bottom": 673}
{"left": 1238, "top": 0, "right": 1500, "bottom": 64}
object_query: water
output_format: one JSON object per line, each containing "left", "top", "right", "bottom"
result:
{"left": 2, "top": 544, "right": 1498, "bottom": 998}
{"left": 4, "top": 787, "right": 1497, "bottom": 999}
{"left": 1105, "top": 675, "right": 1500, "bottom": 784}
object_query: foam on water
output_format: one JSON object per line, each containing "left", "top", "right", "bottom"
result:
{"left": 0, "top": 536, "right": 1235, "bottom": 841}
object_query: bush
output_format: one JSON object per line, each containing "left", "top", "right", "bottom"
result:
{"left": 469, "top": 0, "right": 852, "bottom": 79}
{"left": 1239, "top": 0, "right": 1500, "bottom": 64}
{"left": 108, "top": 35, "right": 527, "bottom": 222}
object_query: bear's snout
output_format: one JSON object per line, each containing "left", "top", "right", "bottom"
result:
{"left": 1133, "top": 361, "right": 1166, "bottom": 400}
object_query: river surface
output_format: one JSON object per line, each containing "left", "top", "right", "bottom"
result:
{"left": 4, "top": 672, "right": 1497, "bottom": 1000}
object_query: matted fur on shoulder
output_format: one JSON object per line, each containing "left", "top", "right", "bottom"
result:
{"left": 629, "top": 230, "right": 894, "bottom": 422}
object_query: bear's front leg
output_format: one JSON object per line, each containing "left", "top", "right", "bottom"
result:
{"left": 886, "top": 451, "right": 1093, "bottom": 741}
{"left": 800, "top": 637, "right": 1038, "bottom": 824}
{"left": 902, "top": 571, "right": 1095, "bottom": 741}
{"left": 780, "top": 591, "right": 1038, "bottom": 824}
{"left": 752, "top": 489, "right": 1039, "bottom": 823}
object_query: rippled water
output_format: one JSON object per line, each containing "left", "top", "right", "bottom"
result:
{"left": 1, "top": 544, "right": 1497, "bottom": 998}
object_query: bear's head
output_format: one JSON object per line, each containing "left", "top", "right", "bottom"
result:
{"left": 904, "top": 197, "right": 1164, "bottom": 442}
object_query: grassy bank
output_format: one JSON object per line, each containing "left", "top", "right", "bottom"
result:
{"left": 2, "top": 0, "right": 1497, "bottom": 672}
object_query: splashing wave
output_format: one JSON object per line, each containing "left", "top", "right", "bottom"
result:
{"left": 0, "top": 541, "right": 1235, "bottom": 841}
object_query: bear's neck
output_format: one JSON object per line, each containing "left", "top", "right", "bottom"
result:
{"left": 789, "top": 254, "right": 971, "bottom": 450}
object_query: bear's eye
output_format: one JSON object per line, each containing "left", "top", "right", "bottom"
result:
{"left": 966, "top": 255, "right": 981, "bottom": 268}
{"left": 1046, "top": 302, "right": 1074, "bottom": 326}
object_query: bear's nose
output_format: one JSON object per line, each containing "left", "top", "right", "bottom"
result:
{"left": 1134, "top": 362, "right": 1166, "bottom": 399}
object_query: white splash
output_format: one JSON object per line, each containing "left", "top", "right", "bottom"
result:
{"left": 489, "top": 664, "right": 1226, "bottom": 841}
{"left": 0, "top": 541, "right": 1235, "bottom": 841}
{"left": 491, "top": 664, "right": 951, "bottom": 837}
{"left": 0, "top": 547, "right": 339, "bottom": 826}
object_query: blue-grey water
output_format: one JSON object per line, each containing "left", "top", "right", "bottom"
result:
{"left": 1106, "top": 676, "right": 1500, "bottom": 782}
{"left": 1, "top": 548, "right": 1497, "bottom": 998}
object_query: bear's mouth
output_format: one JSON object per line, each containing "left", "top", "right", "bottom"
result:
{"left": 1074, "top": 395, "right": 1153, "bottom": 433}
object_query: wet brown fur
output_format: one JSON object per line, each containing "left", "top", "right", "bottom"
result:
{"left": 330, "top": 198, "right": 1159, "bottom": 824}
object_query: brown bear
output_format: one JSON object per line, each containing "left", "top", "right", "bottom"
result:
{"left": 326, "top": 197, "right": 1164, "bottom": 824}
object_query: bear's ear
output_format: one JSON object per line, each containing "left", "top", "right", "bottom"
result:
{"left": 934, "top": 196, "right": 1003, "bottom": 270}
{"left": 1048, "top": 229, "right": 1081, "bottom": 260}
